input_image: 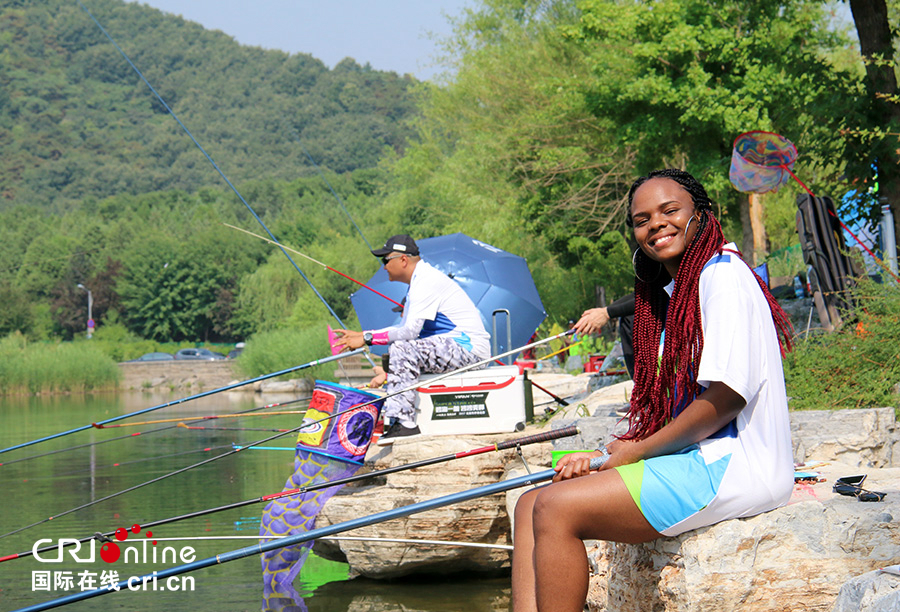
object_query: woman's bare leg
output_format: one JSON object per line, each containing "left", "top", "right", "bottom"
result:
{"left": 511, "top": 486, "right": 541, "bottom": 612}
{"left": 520, "top": 470, "right": 659, "bottom": 612}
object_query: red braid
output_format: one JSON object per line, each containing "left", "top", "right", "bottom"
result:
{"left": 625, "top": 210, "right": 793, "bottom": 441}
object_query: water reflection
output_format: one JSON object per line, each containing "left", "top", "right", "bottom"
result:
{"left": 0, "top": 391, "right": 511, "bottom": 611}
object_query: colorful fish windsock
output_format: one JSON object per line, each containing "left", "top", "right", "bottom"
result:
{"left": 260, "top": 381, "right": 384, "bottom": 609}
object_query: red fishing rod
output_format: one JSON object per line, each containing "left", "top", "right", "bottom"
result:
{"left": 0, "top": 425, "right": 578, "bottom": 564}
{"left": 224, "top": 223, "right": 403, "bottom": 308}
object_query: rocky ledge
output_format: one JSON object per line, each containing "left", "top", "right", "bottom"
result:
{"left": 312, "top": 374, "right": 900, "bottom": 611}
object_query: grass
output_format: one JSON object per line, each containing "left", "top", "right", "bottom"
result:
{"left": 784, "top": 277, "right": 900, "bottom": 410}
{"left": 236, "top": 326, "right": 337, "bottom": 382}
{"left": 0, "top": 333, "right": 121, "bottom": 395}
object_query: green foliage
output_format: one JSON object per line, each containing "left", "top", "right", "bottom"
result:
{"left": 784, "top": 279, "right": 900, "bottom": 410}
{"left": 0, "top": 332, "right": 120, "bottom": 395}
{"left": 0, "top": 0, "right": 418, "bottom": 212}
{"left": 236, "top": 326, "right": 336, "bottom": 382}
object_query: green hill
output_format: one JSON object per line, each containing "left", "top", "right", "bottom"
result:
{"left": 0, "top": 0, "right": 419, "bottom": 212}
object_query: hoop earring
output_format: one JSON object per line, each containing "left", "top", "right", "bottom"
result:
{"left": 684, "top": 216, "right": 694, "bottom": 238}
{"left": 632, "top": 248, "right": 661, "bottom": 283}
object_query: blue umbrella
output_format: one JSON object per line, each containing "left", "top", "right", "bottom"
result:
{"left": 350, "top": 233, "right": 546, "bottom": 359}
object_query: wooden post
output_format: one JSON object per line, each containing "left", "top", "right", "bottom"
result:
{"left": 748, "top": 193, "right": 768, "bottom": 266}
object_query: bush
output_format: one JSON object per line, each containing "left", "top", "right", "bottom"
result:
{"left": 237, "top": 325, "right": 338, "bottom": 382}
{"left": 0, "top": 333, "right": 121, "bottom": 395}
{"left": 784, "top": 278, "right": 900, "bottom": 410}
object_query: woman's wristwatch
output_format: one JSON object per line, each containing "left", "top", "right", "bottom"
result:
{"left": 363, "top": 331, "right": 374, "bottom": 346}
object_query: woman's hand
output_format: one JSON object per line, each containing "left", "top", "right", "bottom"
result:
{"left": 552, "top": 450, "right": 607, "bottom": 482}
{"left": 573, "top": 307, "right": 610, "bottom": 336}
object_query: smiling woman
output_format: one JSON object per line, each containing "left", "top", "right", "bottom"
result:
{"left": 511, "top": 169, "right": 797, "bottom": 612}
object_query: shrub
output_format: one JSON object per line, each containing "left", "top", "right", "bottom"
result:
{"left": 237, "top": 326, "right": 337, "bottom": 382}
{"left": 784, "top": 278, "right": 900, "bottom": 410}
{"left": 0, "top": 333, "right": 121, "bottom": 395}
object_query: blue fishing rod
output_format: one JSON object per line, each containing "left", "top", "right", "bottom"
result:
{"left": 13, "top": 453, "right": 609, "bottom": 612}
{"left": 0, "top": 349, "right": 364, "bottom": 455}
{"left": 74, "top": 0, "right": 370, "bottom": 354}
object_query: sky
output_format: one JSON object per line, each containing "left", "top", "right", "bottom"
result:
{"left": 124, "top": 0, "right": 473, "bottom": 81}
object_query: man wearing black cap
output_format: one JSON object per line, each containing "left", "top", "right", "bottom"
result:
{"left": 334, "top": 234, "right": 491, "bottom": 445}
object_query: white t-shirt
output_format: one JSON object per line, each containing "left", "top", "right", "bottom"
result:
{"left": 373, "top": 261, "right": 491, "bottom": 358}
{"left": 656, "top": 243, "right": 793, "bottom": 535}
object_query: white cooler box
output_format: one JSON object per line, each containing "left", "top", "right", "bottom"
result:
{"left": 414, "top": 365, "right": 529, "bottom": 436}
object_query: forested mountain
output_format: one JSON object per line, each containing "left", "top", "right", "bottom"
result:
{"left": 1, "top": 0, "right": 894, "bottom": 351}
{"left": 0, "top": 0, "right": 418, "bottom": 211}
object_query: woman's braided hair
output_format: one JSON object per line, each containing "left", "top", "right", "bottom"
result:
{"left": 623, "top": 169, "right": 793, "bottom": 441}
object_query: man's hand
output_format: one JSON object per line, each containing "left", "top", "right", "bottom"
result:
{"left": 368, "top": 366, "right": 387, "bottom": 389}
{"left": 332, "top": 329, "right": 365, "bottom": 351}
{"left": 573, "top": 307, "right": 610, "bottom": 336}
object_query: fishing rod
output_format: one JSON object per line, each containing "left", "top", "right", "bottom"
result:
{"left": 152, "top": 535, "right": 515, "bottom": 551}
{"left": 0, "top": 397, "right": 308, "bottom": 468}
{"left": 529, "top": 380, "right": 571, "bottom": 407}
{"left": 75, "top": 0, "right": 371, "bottom": 357}
{"left": 0, "top": 415, "right": 317, "bottom": 541}
{"left": 224, "top": 223, "right": 403, "bottom": 308}
{"left": 180, "top": 425, "right": 294, "bottom": 433}
{"left": 12, "top": 453, "right": 608, "bottom": 612}
{"left": 94, "top": 410, "right": 308, "bottom": 429}
{"left": 0, "top": 348, "right": 362, "bottom": 455}
{"left": 2, "top": 425, "right": 577, "bottom": 564}
{"left": 1, "top": 332, "right": 568, "bottom": 545}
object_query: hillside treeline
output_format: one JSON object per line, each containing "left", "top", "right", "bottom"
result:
{"left": 1, "top": 0, "right": 896, "bottom": 350}
{"left": 1, "top": 0, "right": 418, "bottom": 211}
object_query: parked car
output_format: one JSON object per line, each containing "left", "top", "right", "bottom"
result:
{"left": 174, "top": 348, "right": 227, "bottom": 361}
{"left": 227, "top": 342, "right": 245, "bottom": 360}
{"left": 127, "top": 352, "right": 174, "bottom": 362}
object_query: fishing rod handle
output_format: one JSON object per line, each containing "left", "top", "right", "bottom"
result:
{"left": 590, "top": 447, "right": 610, "bottom": 470}
{"left": 495, "top": 425, "right": 579, "bottom": 451}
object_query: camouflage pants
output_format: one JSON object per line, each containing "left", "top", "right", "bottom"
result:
{"left": 384, "top": 336, "right": 485, "bottom": 425}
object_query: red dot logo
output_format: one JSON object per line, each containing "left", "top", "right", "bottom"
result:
{"left": 100, "top": 542, "right": 120, "bottom": 563}
{"left": 114, "top": 528, "right": 128, "bottom": 541}
{"left": 131, "top": 524, "right": 141, "bottom": 534}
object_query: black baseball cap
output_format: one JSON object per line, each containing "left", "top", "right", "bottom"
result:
{"left": 371, "top": 234, "right": 420, "bottom": 257}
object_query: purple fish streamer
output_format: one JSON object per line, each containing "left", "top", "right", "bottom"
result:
{"left": 260, "top": 381, "right": 383, "bottom": 610}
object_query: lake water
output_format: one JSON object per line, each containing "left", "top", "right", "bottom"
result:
{"left": 0, "top": 391, "right": 511, "bottom": 611}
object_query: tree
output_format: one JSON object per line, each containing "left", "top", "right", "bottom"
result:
{"left": 846, "top": 0, "right": 900, "bottom": 252}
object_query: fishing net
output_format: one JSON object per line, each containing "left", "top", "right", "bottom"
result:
{"left": 729, "top": 131, "right": 798, "bottom": 194}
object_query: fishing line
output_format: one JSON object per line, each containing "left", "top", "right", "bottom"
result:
{"left": 0, "top": 398, "right": 307, "bottom": 467}
{"left": 11, "top": 454, "right": 609, "bottom": 612}
{"left": 3, "top": 425, "right": 577, "bottom": 563}
{"left": 95, "top": 410, "right": 308, "bottom": 429}
{"left": 294, "top": 138, "right": 373, "bottom": 250}
{"left": 224, "top": 224, "right": 403, "bottom": 307}
{"left": 0, "top": 348, "right": 362, "bottom": 455}
{"left": 75, "top": 0, "right": 353, "bottom": 330}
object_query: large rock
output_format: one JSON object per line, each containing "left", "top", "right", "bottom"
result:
{"left": 313, "top": 429, "right": 558, "bottom": 578}
{"left": 791, "top": 407, "right": 898, "bottom": 467}
{"left": 832, "top": 569, "right": 900, "bottom": 612}
{"left": 585, "top": 461, "right": 900, "bottom": 612}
